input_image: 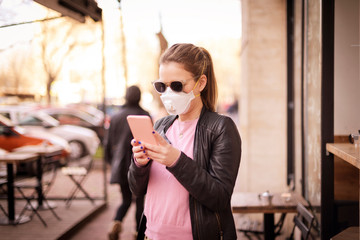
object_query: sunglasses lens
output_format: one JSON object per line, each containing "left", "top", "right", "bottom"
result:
{"left": 154, "top": 82, "right": 166, "bottom": 93}
{"left": 153, "top": 81, "right": 184, "bottom": 93}
{"left": 170, "top": 81, "right": 183, "bottom": 92}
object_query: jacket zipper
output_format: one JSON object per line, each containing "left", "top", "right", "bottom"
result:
{"left": 215, "top": 212, "right": 223, "bottom": 240}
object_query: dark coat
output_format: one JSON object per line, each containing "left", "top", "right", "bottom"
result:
{"left": 128, "top": 107, "right": 242, "bottom": 240}
{"left": 105, "top": 104, "right": 150, "bottom": 184}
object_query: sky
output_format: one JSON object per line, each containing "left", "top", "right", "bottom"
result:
{"left": 0, "top": 0, "right": 44, "bottom": 50}
{"left": 120, "top": 0, "right": 242, "bottom": 44}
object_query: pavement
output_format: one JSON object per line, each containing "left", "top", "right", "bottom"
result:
{"left": 62, "top": 159, "right": 138, "bottom": 240}
{"left": 0, "top": 157, "right": 137, "bottom": 240}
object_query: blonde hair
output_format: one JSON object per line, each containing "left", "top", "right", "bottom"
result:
{"left": 159, "top": 43, "right": 218, "bottom": 112}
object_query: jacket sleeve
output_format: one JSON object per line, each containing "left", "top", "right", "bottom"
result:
{"left": 167, "top": 116, "right": 241, "bottom": 211}
{"left": 128, "top": 157, "right": 151, "bottom": 197}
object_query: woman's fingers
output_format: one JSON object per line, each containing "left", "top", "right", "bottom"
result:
{"left": 143, "top": 141, "right": 181, "bottom": 167}
{"left": 132, "top": 140, "right": 144, "bottom": 153}
{"left": 131, "top": 139, "right": 142, "bottom": 146}
{"left": 133, "top": 146, "right": 146, "bottom": 157}
{"left": 131, "top": 139, "right": 150, "bottom": 166}
{"left": 145, "top": 147, "right": 164, "bottom": 161}
{"left": 131, "top": 139, "right": 146, "bottom": 156}
{"left": 134, "top": 155, "right": 150, "bottom": 166}
{"left": 134, "top": 133, "right": 180, "bottom": 167}
{"left": 152, "top": 131, "right": 168, "bottom": 146}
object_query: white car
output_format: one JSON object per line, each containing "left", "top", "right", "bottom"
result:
{"left": 0, "top": 106, "right": 100, "bottom": 160}
{"left": 39, "top": 107, "right": 106, "bottom": 142}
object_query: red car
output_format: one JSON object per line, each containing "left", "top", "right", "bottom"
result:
{"left": 0, "top": 115, "right": 71, "bottom": 175}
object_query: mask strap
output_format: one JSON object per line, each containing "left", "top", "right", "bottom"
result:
{"left": 193, "top": 80, "right": 201, "bottom": 97}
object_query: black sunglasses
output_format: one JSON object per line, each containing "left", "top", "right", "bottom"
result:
{"left": 153, "top": 81, "right": 185, "bottom": 93}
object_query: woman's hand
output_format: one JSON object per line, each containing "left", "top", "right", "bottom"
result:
{"left": 142, "top": 131, "right": 181, "bottom": 167}
{"left": 131, "top": 139, "right": 150, "bottom": 166}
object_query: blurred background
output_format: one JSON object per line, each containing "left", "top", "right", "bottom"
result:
{"left": 0, "top": 0, "right": 241, "bottom": 121}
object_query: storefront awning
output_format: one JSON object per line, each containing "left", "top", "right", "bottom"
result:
{"left": 34, "top": 0, "right": 102, "bottom": 23}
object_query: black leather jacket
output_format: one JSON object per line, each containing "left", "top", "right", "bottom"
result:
{"left": 128, "top": 107, "right": 241, "bottom": 240}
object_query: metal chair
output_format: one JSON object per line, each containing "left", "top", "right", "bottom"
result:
{"left": 237, "top": 213, "right": 287, "bottom": 240}
{"left": 0, "top": 204, "right": 7, "bottom": 218}
{"left": 61, "top": 156, "right": 95, "bottom": 208}
{"left": 0, "top": 177, "right": 7, "bottom": 195}
{"left": 0, "top": 178, "right": 8, "bottom": 217}
{"left": 14, "top": 157, "right": 61, "bottom": 227}
{"left": 287, "top": 203, "right": 315, "bottom": 240}
{"left": 0, "top": 162, "right": 8, "bottom": 195}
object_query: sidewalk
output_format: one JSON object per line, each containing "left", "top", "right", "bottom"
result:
{"left": 66, "top": 161, "right": 137, "bottom": 240}
{"left": 0, "top": 158, "right": 137, "bottom": 240}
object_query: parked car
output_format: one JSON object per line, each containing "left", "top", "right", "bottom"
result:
{"left": 0, "top": 115, "right": 71, "bottom": 175}
{"left": 39, "top": 107, "right": 106, "bottom": 143}
{"left": 66, "top": 103, "right": 109, "bottom": 127}
{"left": 0, "top": 106, "right": 100, "bottom": 159}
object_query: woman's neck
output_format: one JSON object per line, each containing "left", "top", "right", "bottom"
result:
{"left": 178, "top": 97, "right": 203, "bottom": 122}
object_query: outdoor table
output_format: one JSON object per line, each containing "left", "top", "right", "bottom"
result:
{"left": 0, "top": 152, "right": 38, "bottom": 225}
{"left": 13, "top": 145, "right": 63, "bottom": 209}
{"left": 326, "top": 143, "right": 360, "bottom": 239}
{"left": 326, "top": 143, "right": 360, "bottom": 169}
{"left": 331, "top": 226, "right": 359, "bottom": 240}
{"left": 231, "top": 191, "right": 308, "bottom": 240}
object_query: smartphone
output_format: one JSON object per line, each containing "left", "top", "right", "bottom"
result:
{"left": 127, "top": 115, "right": 158, "bottom": 145}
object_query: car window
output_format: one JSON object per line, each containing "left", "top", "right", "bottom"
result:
{"left": 0, "top": 125, "right": 16, "bottom": 136}
{"left": 0, "top": 113, "right": 11, "bottom": 120}
{"left": 15, "top": 112, "right": 28, "bottom": 123}
{"left": 0, "top": 125, "right": 7, "bottom": 136}
{"left": 19, "top": 116, "right": 43, "bottom": 126}
{"left": 54, "top": 113, "right": 91, "bottom": 126}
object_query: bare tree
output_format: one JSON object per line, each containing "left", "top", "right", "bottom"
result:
{"left": 37, "top": 15, "right": 98, "bottom": 104}
{"left": 11, "top": 47, "right": 32, "bottom": 94}
{"left": 39, "top": 18, "right": 75, "bottom": 103}
{"left": 0, "top": 45, "right": 33, "bottom": 96}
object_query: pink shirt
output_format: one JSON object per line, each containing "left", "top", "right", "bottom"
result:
{"left": 144, "top": 118, "right": 198, "bottom": 240}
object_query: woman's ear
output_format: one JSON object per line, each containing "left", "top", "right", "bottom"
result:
{"left": 198, "top": 75, "right": 207, "bottom": 92}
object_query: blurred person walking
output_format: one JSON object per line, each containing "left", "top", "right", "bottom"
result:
{"left": 105, "top": 85, "right": 150, "bottom": 240}
{"left": 129, "top": 43, "right": 241, "bottom": 240}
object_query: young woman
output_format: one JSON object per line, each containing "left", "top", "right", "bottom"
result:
{"left": 128, "top": 43, "right": 241, "bottom": 240}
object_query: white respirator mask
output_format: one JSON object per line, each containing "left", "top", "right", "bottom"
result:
{"left": 160, "top": 80, "right": 200, "bottom": 115}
